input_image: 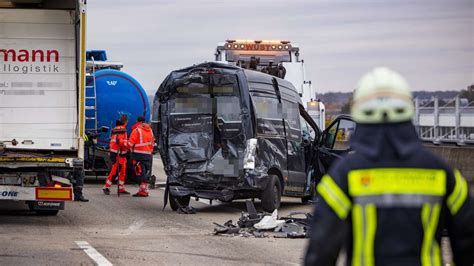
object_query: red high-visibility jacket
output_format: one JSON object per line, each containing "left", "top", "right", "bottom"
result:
{"left": 109, "top": 125, "right": 128, "bottom": 155}
{"left": 129, "top": 123, "right": 154, "bottom": 155}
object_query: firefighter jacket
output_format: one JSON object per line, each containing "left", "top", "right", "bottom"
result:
{"left": 109, "top": 125, "right": 128, "bottom": 155}
{"left": 305, "top": 121, "right": 474, "bottom": 266}
{"left": 129, "top": 123, "right": 154, "bottom": 157}
{"left": 131, "top": 121, "right": 141, "bottom": 131}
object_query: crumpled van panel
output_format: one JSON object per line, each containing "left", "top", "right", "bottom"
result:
{"left": 157, "top": 65, "right": 250, "bottom": 187}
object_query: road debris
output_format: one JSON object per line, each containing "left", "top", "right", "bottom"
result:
{"left": 213, "top": 201, "right": 312, "bottom": 238}
{"left": 176, "top": 206, "right": 197, "bottom": 214}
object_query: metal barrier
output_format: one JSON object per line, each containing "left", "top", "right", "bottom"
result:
{"left": 414, "top": 96, "right": 474, "bottom": 145}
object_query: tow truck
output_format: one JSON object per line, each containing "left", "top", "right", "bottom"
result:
{"left": 0, "top": 0, "right": 87, "bottom": 215}
{"left": 215, "top": 39, "right": 325, "bottom": 129}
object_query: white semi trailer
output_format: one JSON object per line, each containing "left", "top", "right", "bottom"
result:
{"left": 215, "top": 40, "right": 325, "bottom": 129}
{"left": 0, "top": 0, "right": 87, "bottom": 215}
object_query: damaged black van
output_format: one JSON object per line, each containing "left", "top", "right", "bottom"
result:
{"left": 152, "top": 62, "right": 354, "bottom": 212}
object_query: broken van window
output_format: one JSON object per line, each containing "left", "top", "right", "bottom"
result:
{"left": 217, "top": 96, "right": 241, "bottom": 122}
{"left": 171, "top": 96, "right": 212, "bottom": 114}
{"left": 174, "top": 74, "right": 239, "bottom": 95}
{"left": 253, "top": 96, "right": 285, "bottom": 136}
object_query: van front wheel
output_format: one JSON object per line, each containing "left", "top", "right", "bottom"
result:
{"left": 261, "top": 175, "right": 281, "bottom": 212}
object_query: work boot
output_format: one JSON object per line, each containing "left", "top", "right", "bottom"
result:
{"left": 74, "top": 195, "right": 89, "bottom": 202}
{"left": 133, "top": 191, "right": 149, "bottom": 197}
{"left": 118, "top": 190, "right": 130, "bottom": 195}
{"left": 102, "top": 188, "right": 110, "bottom": 195}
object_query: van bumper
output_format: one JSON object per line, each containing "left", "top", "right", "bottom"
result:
{"left": 169, "top": 172, "right": 272, "bottom": 201}
{"left": 169, "top": 185, "right": 235, "bottom": 202}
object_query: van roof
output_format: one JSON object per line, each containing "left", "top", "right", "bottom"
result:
{"left": 158, "top": 62, "right": 302, "bottom": 104}
{"left": 172, "top": 62, "right": 239, "bottom": 74}
{"left": 243, "top": 69, "right": 301, "bottom": 103}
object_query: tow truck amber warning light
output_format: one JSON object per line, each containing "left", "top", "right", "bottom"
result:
{"left": 225, "top": 40, "right": 292, "bottom": 51}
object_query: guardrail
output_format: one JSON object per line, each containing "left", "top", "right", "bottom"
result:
{"left": 414, "top": 96, "right": 474, "bottom": 145}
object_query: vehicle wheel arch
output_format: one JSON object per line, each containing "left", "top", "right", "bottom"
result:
{"left": 267, "top": 167, "right": 284, "bottom": 194}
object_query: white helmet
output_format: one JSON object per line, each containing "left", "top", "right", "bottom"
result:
{"left": 351, "top": 67, "right": 414, "bottom": 123}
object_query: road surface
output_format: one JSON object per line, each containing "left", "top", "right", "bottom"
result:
{"left": 0, "top": 159, "right": 455, "bottom": 265}
{"left": 0, "top": 159, "right": 312, "bottom": 265}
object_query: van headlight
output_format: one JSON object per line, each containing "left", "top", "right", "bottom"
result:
{"left": 243, "top": 138, "right": 257, "bottom": 170}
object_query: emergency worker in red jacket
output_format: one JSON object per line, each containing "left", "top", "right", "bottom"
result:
{"left": 103, "top": 116, "right": 130, "bottom": 195}
{"left": 129, "top": 116, "right": 155, "bottom": 197}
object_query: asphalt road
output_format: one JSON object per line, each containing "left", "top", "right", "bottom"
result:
{"left": 0, "top": 159, "right": 313, "bottom": 265}
{"left": 0, "top": 159, "right": 456, "bottom": 265}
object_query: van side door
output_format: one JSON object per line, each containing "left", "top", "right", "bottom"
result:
{"left": 249, "top": 82, "right": 288, "bottom": 184}
{"left": 282, "top": 99, "right": 307, "bottom": 194}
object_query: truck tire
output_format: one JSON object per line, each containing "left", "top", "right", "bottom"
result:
{"left": 261, "top": 175, "right": 281, "bottom": 212}
{"left": 169, "top": 193, "right": 191, "bottom": 211}
{"left": 35, "top": 210, "right": 59, "bottom": 216}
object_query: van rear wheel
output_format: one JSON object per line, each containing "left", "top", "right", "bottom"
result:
{"left": 261, "top": 175, "right": 281, "bottom": 212}
{"left": 169, "top": 193, "right": 191, "bottom": 211}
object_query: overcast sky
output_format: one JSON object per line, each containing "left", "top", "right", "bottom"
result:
{"left": 87, "top": 0, "right": 473, "bottom": 95}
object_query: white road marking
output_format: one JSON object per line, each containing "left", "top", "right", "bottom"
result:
{"left": 75, "top": 241, "right": 113, "bottom": 266}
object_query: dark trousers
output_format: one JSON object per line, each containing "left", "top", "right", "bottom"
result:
{"left": 73, "top": 169, "right": 85, "bottom": 199}
{"left": 131, "top": 153, "right": 152, "bottom": 184}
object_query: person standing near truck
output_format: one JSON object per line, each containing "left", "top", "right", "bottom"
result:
{"left": 129, "top": 116, "right": 155, "bottom": 197}
{"left": 103, "top": 115, "right": 130, "bottom": 195}
{"left": 305, "top": 67, "right": 474, "bottom": 265}
{"left": 73, "top": 169, "right": 89, "bottom": 202}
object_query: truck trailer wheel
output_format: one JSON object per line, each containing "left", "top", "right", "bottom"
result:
{"left": 261, "top": 175, "right": 281, "bottom": 212}
{"left": 169, "top": 194, "right": 191, "bottom": 211}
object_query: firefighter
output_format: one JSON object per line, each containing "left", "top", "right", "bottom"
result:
{"left": 103, "top": 116, "right": 130, "bottom": 195}
{"left": 129, "top": 116, "right": 155, "bottom": 197}
{"left": 305, "top": 67, "right": 474, "bottom": 266}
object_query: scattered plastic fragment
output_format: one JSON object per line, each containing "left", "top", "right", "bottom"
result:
{"left": 254, "top": 210, "right": 285, "bottom": 230}
{"left": 213, "top": 200, "right": 312, "bottom": 238}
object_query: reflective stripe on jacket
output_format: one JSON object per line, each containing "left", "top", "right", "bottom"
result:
{"left": 129, "top": 123, "right": 154, "bottom": 155}
{"left": 109, "top": 125, "right": 128, "bottom": 155}
{"left": 305, "top": 122, "right": 474, "bottom": 266}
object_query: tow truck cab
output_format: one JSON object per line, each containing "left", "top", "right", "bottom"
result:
{"left": 215, "top": 39, "right": 326, "bottom": 129}
{"left": 153, "top": 63, "right": 354, "bottom": 212}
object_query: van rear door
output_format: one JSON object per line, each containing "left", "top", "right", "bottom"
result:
{"left": 164, "top": 72, "right": 245, "bottom": 178}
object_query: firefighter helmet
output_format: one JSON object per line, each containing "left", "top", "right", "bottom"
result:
{"left": 351, "top": 67, "right": 414, "bottom": 123}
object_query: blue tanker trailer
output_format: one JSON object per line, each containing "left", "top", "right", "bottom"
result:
{"left": 84, "top": 50, "right": 151, "bottom": 180}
